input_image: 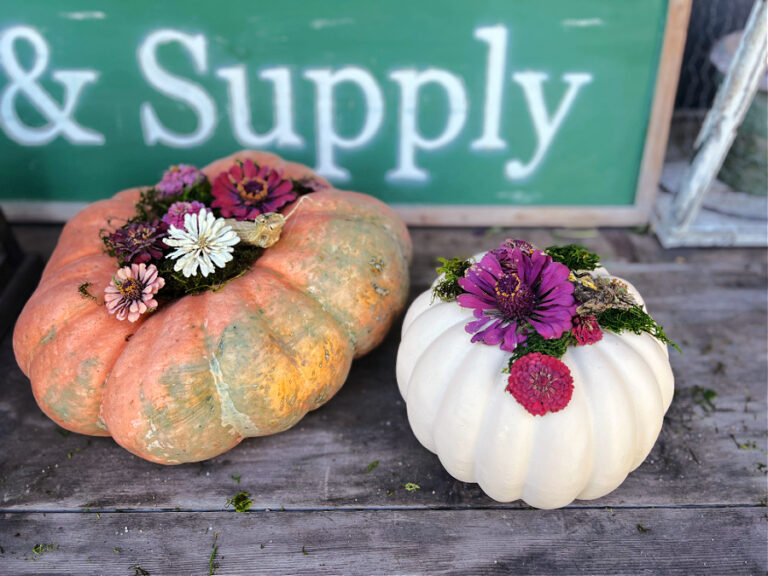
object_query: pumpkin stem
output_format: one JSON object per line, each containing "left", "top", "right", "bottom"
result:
{"left": 223, "top": 195, "right": 315, "bottom": 249}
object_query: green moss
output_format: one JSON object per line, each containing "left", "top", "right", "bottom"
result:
{"left": 365, "top": 460, "right": 379, "bottom": 472}
{"left": 509, "top": 330, "right": 576, "bottom": 367}
{"left": 545, "top": 244, "right": 600, "bottom": 271}
{"left": 78, "top": 282, "right": 97, "bottom": 301}
{"left": 404, "top": 482, "right": 420, "bottom": 492}
{"left": 598, "top": 305, "right": 680, "bottom": 352}
{"left": 208, "top": 532, "right": 220, "bottom": 575}
{"left": 32, "top": 543, "right": 57, "bottom": 555}
{"left": 690, "top": 385, "right": 717, "bottom": 412}
{"left": 227, "top": 491, "right": 252, "bottom": 512}
{"left": 154, "top": 244, "right": 263, "bottom": 300}
{"left": 432, "top": 257, "right": 471, "bottom": 302}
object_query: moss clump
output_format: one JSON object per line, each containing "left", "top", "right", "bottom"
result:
{"left": 545, "top": 244, "right": 600, "bottom": 271}
{"left": 32, "top": 543, "right": 58, "bottom": 555}
{"left": 227, "top": 491, "right": 253, "bottom": 512}
{"left": 154, "top": 244, "right": 263, "bottom": 300}
{"left": 432, "top": 257, "right": 471, "bottom": 302}
{"left": 598, "top": 305, "right": 680, "bottom": 352}
{"left": 509, "top": 330, "right": 576, "bottom": 367}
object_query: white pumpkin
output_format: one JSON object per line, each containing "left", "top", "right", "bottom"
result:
{"left": 396, "top": 264, "right": 674, "bottom": 509}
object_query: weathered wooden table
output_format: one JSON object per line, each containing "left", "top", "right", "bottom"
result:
{"left": 1, "top": 226, "right": 766, "bottom": 575}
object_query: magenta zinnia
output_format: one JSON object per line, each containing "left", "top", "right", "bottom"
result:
{"left": 104, "top": 263, "right": 165, "bottom": 322}
{"left": 107, "top": 220, "right": 168, "bottom": 264}
{"left": 506, "top": 353, "right": 574, "bottom": 416}
{"left": 156, "top": 164, "right": 206, "bottom": 197}
{"left": 211, "top": 159, "right": 297, "bottom": 220}
{"left": 456, "top": 245, "right": 576, "bottom": 352}
{"left": 162, "top": 200, "right": 205, "bottom": 229}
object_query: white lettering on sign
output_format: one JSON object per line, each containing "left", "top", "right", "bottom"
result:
{"left": 387, "top": 69, "right": 468, "bottom": 182}
{"left": 138, "top": 29, "right": 216, "bottom": 148}
{"left": 217, "top": 66, "right": 304, "bottom": 149}
{"left": 0, "top": 26, "right": 103, "bottom": 145}
{"left": 303, "top": 67, "right": 384, "bottom": 181}
{"left": 0, "top": 25, "right": 595, "bottom": 184}
{"left": 506, "top": 71, "right": 592, "bottom": 179}
{"left": 471, "top": 25, "right": 508, "bottom": 151}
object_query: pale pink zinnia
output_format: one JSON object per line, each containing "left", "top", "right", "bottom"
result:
{"left": 104, "top": 263, "right": 165, "bottom": 322}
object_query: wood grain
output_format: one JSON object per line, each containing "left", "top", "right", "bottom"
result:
{"left": 0, "top": 508, "right": 765, "bottom": 575}
{"left": 1, "top": 225, "right": 766, "bottom": 573}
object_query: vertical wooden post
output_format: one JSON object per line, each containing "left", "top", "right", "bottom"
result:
{"left": 671, "top": 0, "right": 768, "bottom": 230}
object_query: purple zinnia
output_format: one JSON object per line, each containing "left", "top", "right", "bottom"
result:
{"left": 156, "top": 164, "right": 206, "bottom": 197}
{"left": 211, "top": 159, "right": 298, "bottom": 221}
{"left": 162, "top": 200, "right": 205, "bottom": 229}
{"left": 491, "top": 238, "right": 535, "bottom": 271}
{"left": 108, "top": 220, "right": 168, "bottom": 264}
{"left": 456, "top": 246, "right": 577, "bottom": 352}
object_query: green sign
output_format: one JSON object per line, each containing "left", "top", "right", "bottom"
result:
{"left": 0, "top": 0, "right": 674, "bottom": 223}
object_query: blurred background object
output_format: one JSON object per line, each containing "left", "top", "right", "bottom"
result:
{"left": 655, "top": 0, "right": 767, "bottom": 247}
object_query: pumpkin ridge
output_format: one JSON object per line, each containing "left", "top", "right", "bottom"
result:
{"left": 404, "top": 314, "right": 470, "bottom": 399}
{"left": 431, "top": 337, "right": 506, "bottom": 482}
{"left": 561, "top": 350, "right": 596, "bottom": 502}
{"left": 14, "top": 254, "right": 135, "bottom": 376}
{"left": 471, "top": 353, "right": 522, "bottom": 492}
{"left": 253, "top": 264, "right": 357, "bottom": 351}
{"left": 569, "top": 337, "right": 636, "bottom": 500}
{"left": 28, "top": 303, "right": 135, "bottom": 436}
{"left": 403, "top": 317, "right": 475, "bottom": 450}
{"left": 289, "top": 206, "right": 410, "bottom": 262}
{"left": 206, "top": 340, "right": 256, "bottom": 438}
{"left": 597, "top": 331, "right": 665, "bottom": 471}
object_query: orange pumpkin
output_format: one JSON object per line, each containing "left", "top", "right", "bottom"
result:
{"left": 13, "top": 151, "right": 412, "bottom": 464}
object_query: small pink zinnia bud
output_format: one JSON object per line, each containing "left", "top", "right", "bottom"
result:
{"left": 573, "top": 315, "right": 603, "bottom": 346}
{"left": 104, "top": 263, "right": 165, "bottom": 322}
{"left": 506, "top": 353, "right": 574, "bottom": 416}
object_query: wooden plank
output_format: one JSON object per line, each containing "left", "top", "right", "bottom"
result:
{"left": 1, "top": 231, "right": 766, "bottom": 513}
{"left": 0, "top": 508, "right": 765, "bottom": 575}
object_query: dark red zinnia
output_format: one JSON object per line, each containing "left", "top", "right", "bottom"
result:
{"left": 211, "top": 159, "right": 297, "bottom": 221}
{"left": 506, "top": 353, "right": 574, "bottom": 416}
{"left": 573, "top": 315, "right": 603, "bottom": 346}
{"left": 108, "top": 220, "right": 168, "bottom": 264}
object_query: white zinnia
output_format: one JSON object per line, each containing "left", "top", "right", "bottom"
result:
{"left": 163, "top": 208, "right": 240, "bottom": 278}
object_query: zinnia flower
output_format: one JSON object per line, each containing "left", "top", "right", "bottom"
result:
{"left": 572, "top": 315, "right": 603, "bottom": 346}
{"left": 162, "top": 200, "right": 205, "bottom": 229}
{"left": 156, "top": 164, "right": 206, "bottom": 197}
{"left": 104, "top": 263, "right": 165, "bottom": 322}
{"left": 506, "top": 353, "right": 574, "bottom": 416}
{"left": 163, "top": 208, "right": 240, "bottom": 277}
{"left": 108, "top": 220, "right": 168, "bottom": 264}
{"left": 211, "top": 159, "right": 297, "bottom": 220}
{"left": 490, "top": 238, "right": 535, "bottom": 270}
{"left": 456, "top": 246, "right": 577, "bottom": 352}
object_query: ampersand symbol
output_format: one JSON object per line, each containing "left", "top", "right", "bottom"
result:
{"left": 0, "top": 26, "right": 104, "bottom": 145}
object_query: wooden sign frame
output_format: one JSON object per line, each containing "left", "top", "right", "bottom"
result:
{"left": 1, "top": 0, "right": 691, "bottom": 227}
